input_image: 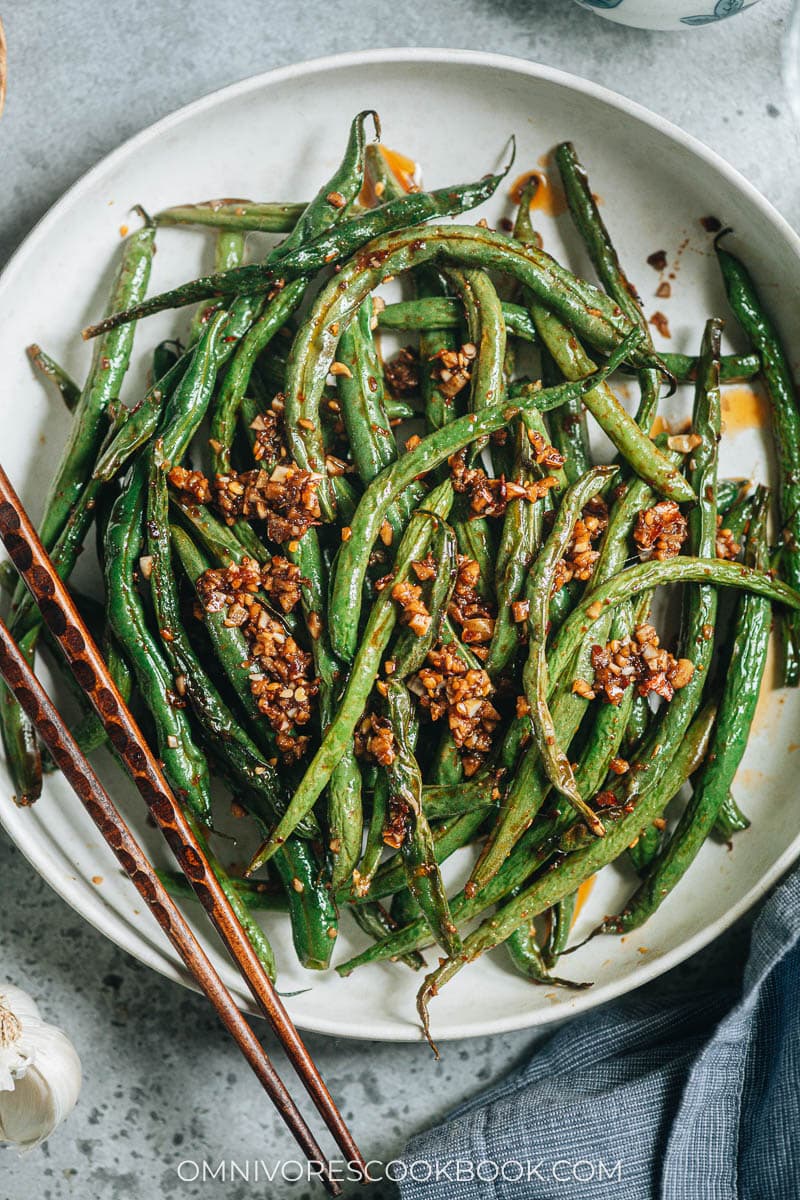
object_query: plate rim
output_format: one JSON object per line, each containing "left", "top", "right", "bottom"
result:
{"left": 1, "top": 45, "right": 798, "bottom": 1043}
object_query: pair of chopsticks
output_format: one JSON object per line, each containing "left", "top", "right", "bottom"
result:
{"left": 0, "top": 464, "right": 365, "bottom": 1196}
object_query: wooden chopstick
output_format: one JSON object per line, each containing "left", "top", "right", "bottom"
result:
{"left": 0, "top": 611, "right": 344, "bottom": 1195}
{"left": 0, "top": 464, "right": 366, "bottom": 1184}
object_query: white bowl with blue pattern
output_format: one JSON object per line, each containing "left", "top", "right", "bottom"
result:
{"left": 573, "top": 0, "right": 762, "bottom": 31}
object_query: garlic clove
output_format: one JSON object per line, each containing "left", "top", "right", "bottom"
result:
{"left": 0, "top": 983, "right": 81, "bottom": 1150}
{"left": 0, "top": 985, "right": 38, "bottom": 1094}
{"left": 0, "top": 984, "right": 41, "bottom": 1026}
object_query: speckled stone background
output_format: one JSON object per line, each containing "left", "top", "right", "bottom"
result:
{"left": 1, "top": 2, "right": 797, "bottom": 1198}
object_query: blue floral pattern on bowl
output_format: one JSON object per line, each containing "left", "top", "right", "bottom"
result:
{"left": 682, "top": 0, "right": 757, "bottom": 25}
{"left": 574, "top": 0, "right": 760, "bottom": 26}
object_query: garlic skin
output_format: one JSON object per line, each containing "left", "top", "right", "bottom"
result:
{"left": 0, "top": 983, "right": 81, "bottom": 1150}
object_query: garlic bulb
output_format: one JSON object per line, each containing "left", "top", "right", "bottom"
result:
{"left": 0, "top": 983, "right": 81, "bottom": 1149}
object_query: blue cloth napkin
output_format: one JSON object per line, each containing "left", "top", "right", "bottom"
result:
{"left": 400, "top": 866, "right": 800, "bottom": 1199}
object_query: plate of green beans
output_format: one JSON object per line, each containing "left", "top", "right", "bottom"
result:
{"left": 2, "top": 49, "right": 800, "bottom": 1044}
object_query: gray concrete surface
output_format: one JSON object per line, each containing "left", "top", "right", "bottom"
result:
{"left": 0, "top": 1, "right": 795, "bottom": 1197}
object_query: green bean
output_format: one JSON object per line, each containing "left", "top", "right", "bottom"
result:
{"left": 327, "top": 746, "right": 364, "bottom": 891}
{"left": 717, "top": 478, "right": 747, "bottom": 514}
{"left": 607, "top": 486, "right": 771, "bottom": 933}
{"left": 235, "top": 783, "right": 338, "bottom": 970}
{"left": 442, "top": 266, "right": 506, "bottom": 587}
{"left": 417, "top": 270, "right": 462, "bottom": 434}
{"left": 428, "top": 722, "right": 465, "bottom": 790}
{"left": 415, "top": 700, "right": 717, "bottom": 1044}
{"left": 556, "top": 145, "right": 645, "bottom": 328}
{"left": 623, "top": 693, "right": 650, "bottom": 757}
{"left": 188, "top": 814, "right": 277, "bottom": 980}
{"left": 337, "top": 298, "right": 397, "bottom": 482}
{"left": 188, "top": 229, "right": 246, "bottom": 345}
{"left": 485, "top": 423, "right": 545, "bottom": 675}
{"left": 385, "top": 396, "right": 418, "bottom": 423}
{"left": 348, "top": 902, "right": 426, "bottom": 971}
{"left": 378, "top": 296, "right": 539, "bottom": 344}
{"left": 329, "top": 333, "right": 639, "bottom": 662}
{"left": 290, "top": 528, "right": 339, "bottom": 687}
{"left": 388, "top": 885, "right": 420, "bottom": 932}
{"left": 335, "top": 295, "right": 425, "bottom": 551}
{"left": 555, "top": 141, "right": 661, "bottom": 431}
{"left": 715, "top": 794, "right": 751, "bottom": 838}
{"left": 64, "top": 502, "right": 137, "bottom": 758}
{"left": 352, "top": 773, "right": 390, "bottom": 899}
{"left": 88, "top": 108, "right": 375, "bottom": 396}
{"left": 288, "top": 525, "right": 361, "bottom": 879}
{"left": 391, "top": 520, "right": 458, "bottom": 679}
{"left": 363, "top": 149, "right": 465, "bottom": 439}
{"left": 542, "top": 887, "right": 579, "bottom": 972}
{"left": 276, "top": 111, "right": 379, "bottom": 255}
{"left": 272, "top": 834, "right": 339, "bottom": 970}
{"left": 335, "top": 778, "right": 588, "bottom": 977}
{"left": 212, "top": 230, "right": 246, "bottom": 269}
{"left": 705, "top": 493, "right": 755, "bottom": 844}
{"left": 26, "top": 344, "right": 80, "bottom": 412}
{"left": 445, "top": 267, "right": 507, "bottom": 444}
{"left": 359, "top": 719, "right": 486, "bottom": 914}
{"left": 171, "top": 492, "right": 262, "bottom": 570}
{"left": 522, "top": 466, "right": 616, "bottom": 829}
{"left": 419, "top": 775, "right": 498, "bottom": 821}
{"left": 155, "top": 312, "right": 231, "bottom": 463}
{"left": 590, "top": 477, "right": 661, "bottom": 588}
{"left": 157, "top": 868, "right": 288, "bottom": 912}
{"left": 532, "top": 307, "right": 675, "bottom": 496}
{"left": 246, "top": 480, "right": 454, "bottom": 873}
{"left": 336, "top": 819, "right": 550, "bottom": 975}
{"left": 306, "top": 456, "right": 367, "bottom": 888}
{"left": 92, "top": 355, "right": 189, "bottom": 482}
{"left": 383, "top": 680, "right": 461, "bottom": 955}
{"left": 716, "top": 234, "right": 800, "bottom": 685}
{"left": 627, "top": 824, "right": 663, "bottom": 874}
{"left": 36, "top": 220, "right": 156, "bottom": 551}
{"left": 542, "top": 344, "right": 592, "bottom": 485}
{"left": 507, "top": 895, "right": 591, "bottom": 989}
{"left": 68, "top": 632, "right": 133, "bottom": 755}
{"left": 105, "top": 462, "right": 212, "bottom": 821}
{"left": 83, "top": 169, "right": 511, "bottom": 338}
{"left": 514, "top": 180, "right": 593, "bottom": 480}
{"left": 11, "top": 400, "right": 130, "bottom": 640}
{"left": 0, "top": 395, "right": 126, "bottom": 795}
{"left": 210, "top": 277, "right": 306, "bottom": 474}
{"left": 0, "top": 628, "right": 41, "bottom": 803}
{"left": 152, "top": 338, "right": 183, "bottom": 380}
{"left": 286, "top": 238, "right": 520, "bottom": 518}
{"left": 156, "top": 199, "right": 307, "bottom": 232}
{"left": 660, "top": 351, "right": 760, "bottom": 386}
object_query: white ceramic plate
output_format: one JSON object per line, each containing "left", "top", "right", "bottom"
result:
{"left": 1, "top": 49, "right": 798, "bottom": 1044}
